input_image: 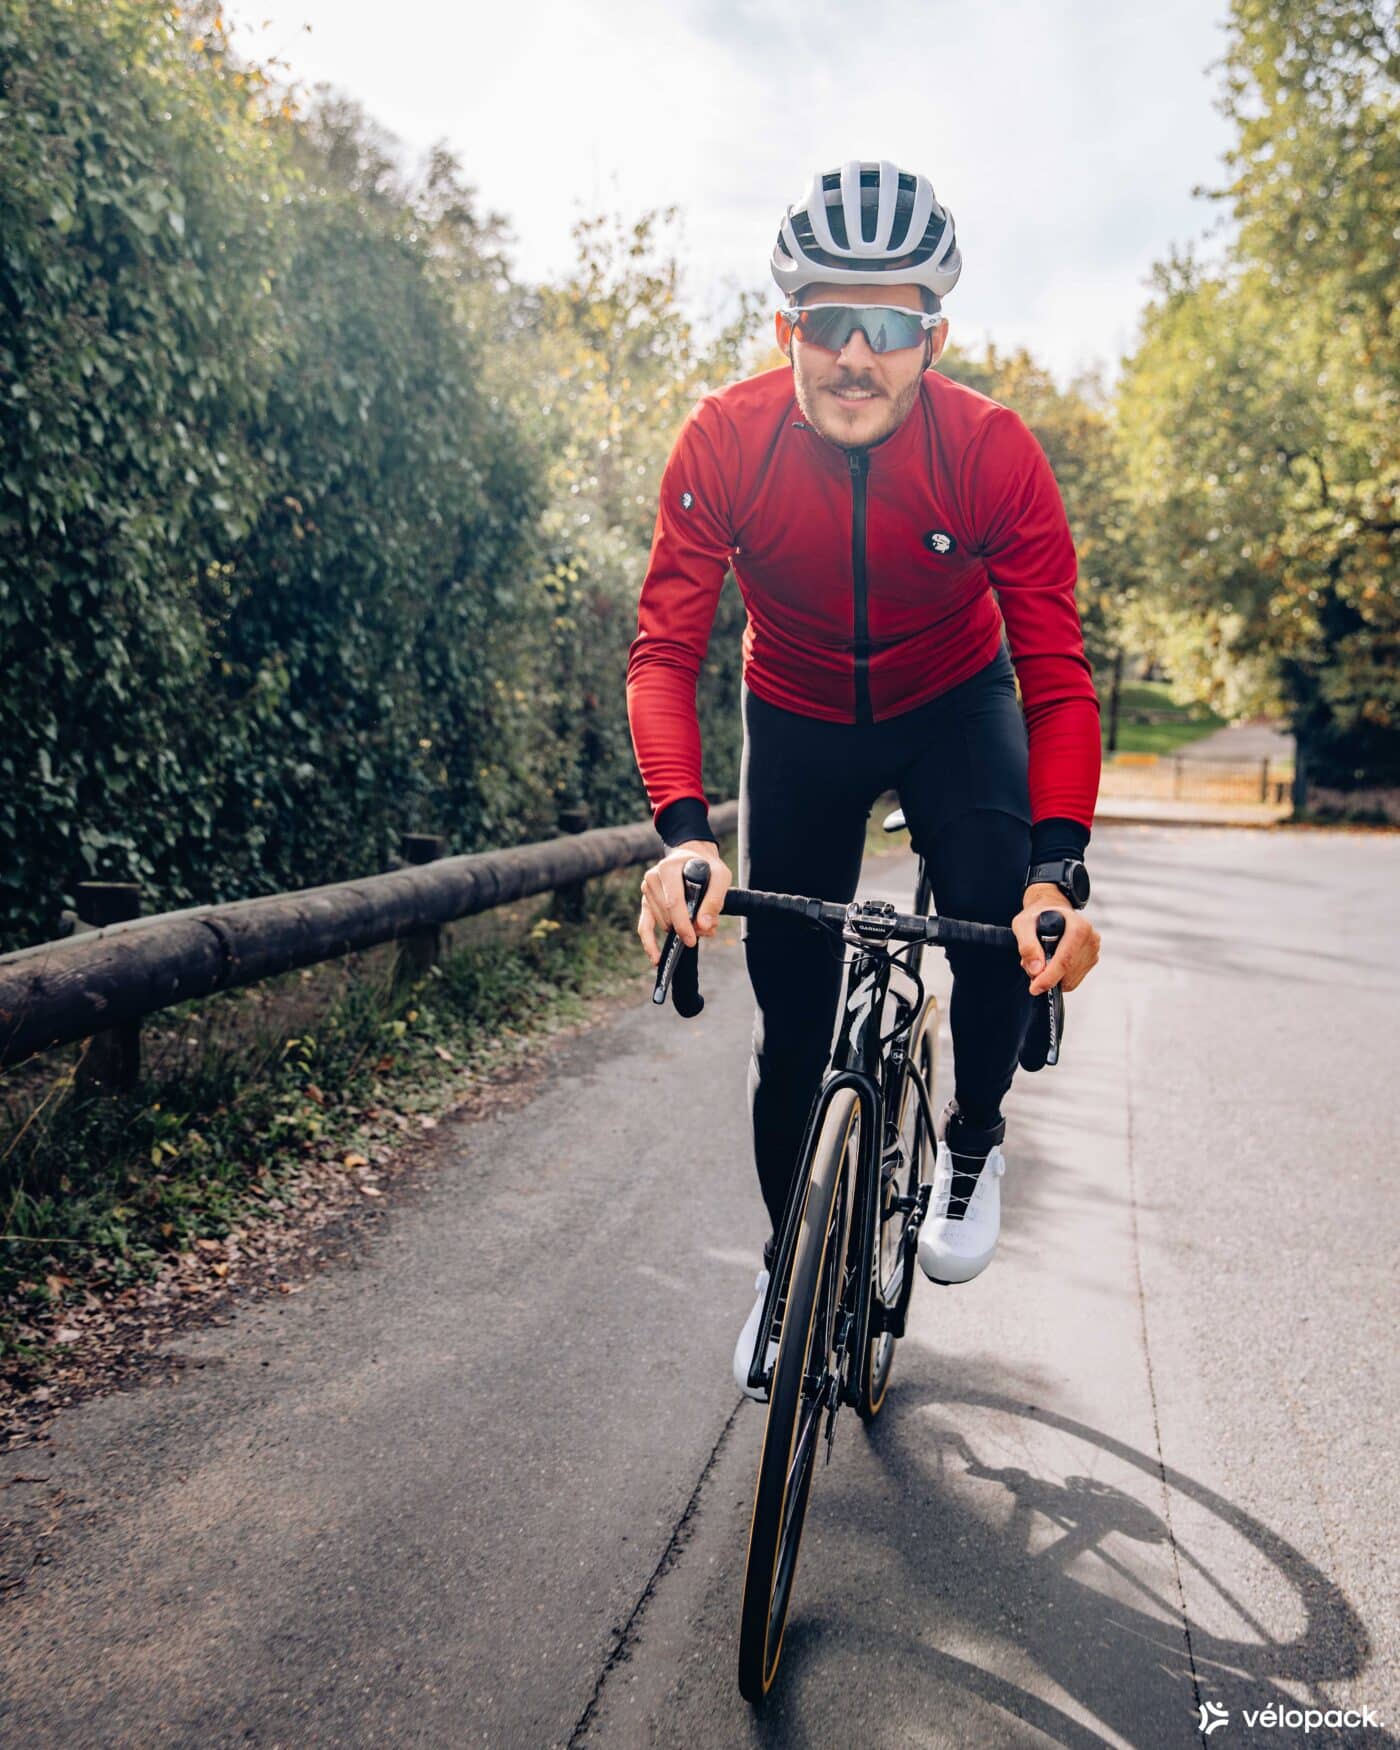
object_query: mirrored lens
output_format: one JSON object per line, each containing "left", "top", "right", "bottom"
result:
{"left": 792, "top": 305, "right": 927, "bottom": 355}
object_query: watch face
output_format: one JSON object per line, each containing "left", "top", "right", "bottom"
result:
{"left": 1069, "top": 862, "right": 1091, "bottom": 905}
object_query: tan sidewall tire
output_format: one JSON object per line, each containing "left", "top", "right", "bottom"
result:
{"left": 737, "top": 1088, "right": 859, "bottom": 1702}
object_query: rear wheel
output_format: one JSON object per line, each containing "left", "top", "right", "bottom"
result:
{"left": 859, "top": 1002, "right": 937, "bottom": 1422}
{"left": 738, "top": 1089, "right": 859, "bottom": 1704}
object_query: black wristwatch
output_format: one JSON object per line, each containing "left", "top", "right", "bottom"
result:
{"left": 1026, "top": 857, "right": 1091, "bottom": 909}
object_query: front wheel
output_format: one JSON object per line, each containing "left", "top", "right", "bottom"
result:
{"left": 738, "top": 1088, "right": 859, "bottom": 1704}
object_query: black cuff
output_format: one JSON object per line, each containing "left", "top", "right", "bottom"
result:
{"left": 656, "top": 796, "right": 718, "bottom": 849}
{"left": 1029, "top": 817, "right": 1091, "bottom": 864}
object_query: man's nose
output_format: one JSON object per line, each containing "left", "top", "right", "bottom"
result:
{"left": 835, "top": 326, "right": 878, "bottom": 367}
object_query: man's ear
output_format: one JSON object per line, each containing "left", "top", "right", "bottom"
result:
{"left": 927, "top": 318, "right": 949, "bottom": 369}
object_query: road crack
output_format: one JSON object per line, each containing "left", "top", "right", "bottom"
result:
{"left": 1124, "top": 1002, "right": 1206, "bottom": 1738}
{"left": 567, "top": 1399, "right": 742, "bottom": 1746}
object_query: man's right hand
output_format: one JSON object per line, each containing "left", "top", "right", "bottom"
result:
{"left": 638, "top": 841, "right": 733, "bottom": 967}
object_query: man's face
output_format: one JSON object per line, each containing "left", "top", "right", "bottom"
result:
{"left": 779, "top": 281, "right": 948, "bottom": 450}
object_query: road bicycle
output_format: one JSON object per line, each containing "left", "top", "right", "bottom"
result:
{"left": 650, "top": 815, "right": 1066, "bottom": 1702}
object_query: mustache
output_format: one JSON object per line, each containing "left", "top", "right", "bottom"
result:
{"left": 826, "top": 373, "right": 881, "bottom": 394}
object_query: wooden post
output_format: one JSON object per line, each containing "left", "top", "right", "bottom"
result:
{"left": 553, "top": 806, "right": 592, "bottom": 923}
{"left": 1260, "top": 758, "right": 1270, "bottom": 802}
{"left": 74, "top": 882, "right": 143, "bottom": 1092}
{"left": 395, "top": 833, "right": 447, "bottom": 986}
{"left": 1172, "top": 756, "right": 1183, "bottom": 800}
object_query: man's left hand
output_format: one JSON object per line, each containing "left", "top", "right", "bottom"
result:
{"left": 1013, "top": 884, "right": 1101, "bottom": 997}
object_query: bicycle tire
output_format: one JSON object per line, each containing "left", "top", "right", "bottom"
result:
{"left": 859, "top": 1000, "right": 937, "bottom": 1421}
{"left": 737, "top": 1087, "right": 859, "bottom": 1704}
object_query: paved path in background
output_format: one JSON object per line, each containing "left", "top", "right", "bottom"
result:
{"left": 1094, "top": 798, "right": 1291, "bottom": 827}
{"left": 2, "top": 826, "right": 1396, "bottom": 1747}
{"left": 1175, "top": 720, "right": 1296, "bottom": 763}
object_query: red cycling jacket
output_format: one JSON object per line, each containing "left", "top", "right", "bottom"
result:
{"left": 626, "top": 365, "right": 1100, "bottom": 854}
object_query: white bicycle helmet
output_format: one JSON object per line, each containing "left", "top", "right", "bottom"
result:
{"left": 771, "top": 160, "right": 962, "bottom": 301}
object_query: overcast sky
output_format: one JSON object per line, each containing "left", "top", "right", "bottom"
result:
{"left": 229, "top": 0, "right": 1236, "bottom": 384}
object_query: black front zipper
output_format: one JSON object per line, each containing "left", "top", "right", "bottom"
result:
{"left": 848, "top": 449, "right": 872, "bottom": 723}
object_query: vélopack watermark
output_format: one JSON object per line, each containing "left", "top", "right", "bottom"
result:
{"left": 1197, "top": 1700, "right": 1384, "bottom": 1736}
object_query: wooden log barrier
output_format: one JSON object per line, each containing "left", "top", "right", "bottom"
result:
{"left": 0, "top": 804, "right": 739, "bottom": 1070}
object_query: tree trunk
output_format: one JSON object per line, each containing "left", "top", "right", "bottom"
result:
{"left": 1105, "top": 646, "right": 1125, "bottom": 755}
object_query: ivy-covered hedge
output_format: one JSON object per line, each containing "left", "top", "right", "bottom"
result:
{"left": 1, "top": 3, "right": 749, "bottom": 951}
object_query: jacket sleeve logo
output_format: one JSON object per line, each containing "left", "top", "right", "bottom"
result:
{"left": 681, "top": 491, "right": 694, "bottom": 510}
{"left": 923, "top": 529, "right": 957, "bottom": 556}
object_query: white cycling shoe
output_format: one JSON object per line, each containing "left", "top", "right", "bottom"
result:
{"left": 917, "top": 1140, "right": 1006, "bottom": 1285}
{"left": 733, "top": 1267, "right": 778, "bottom": 1401}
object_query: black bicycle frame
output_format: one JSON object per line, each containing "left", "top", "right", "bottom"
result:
{"left": 746, "top": 939, "right": 912, "bottom": 1401}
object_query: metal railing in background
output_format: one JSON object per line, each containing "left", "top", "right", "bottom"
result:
{"left": 1099, "top": 753, "right": 1293, "bottom": 806}
{"left": 0, "top": 804, "right": 739, "bottom": 1083}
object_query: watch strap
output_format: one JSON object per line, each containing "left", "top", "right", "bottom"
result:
{"left": 1026, "top": 858, "right": 1089, "bottom": 908}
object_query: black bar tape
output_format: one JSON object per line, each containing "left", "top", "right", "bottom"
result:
{"left": 924, "top": 916, "right": 1018, "bottom": 951}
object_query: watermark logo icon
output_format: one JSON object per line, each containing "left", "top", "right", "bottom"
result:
{"left": 1198, "top": 1701, "right": 1230, "bottom": 1735}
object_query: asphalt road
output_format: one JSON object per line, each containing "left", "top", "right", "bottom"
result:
{"left": 2, "top": 824, "right": 1396, "bottom": 1748}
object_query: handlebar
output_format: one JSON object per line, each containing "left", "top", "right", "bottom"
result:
{"left": 719, "top": 885, "right": 1020, "bottom": 950}
{"left": 652, "top": 858, "right": 1068, "bottom": 1067}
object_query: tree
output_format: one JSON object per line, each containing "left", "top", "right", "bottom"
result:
{"left": 942, "top": 345, "right": 1143, "bottom": 742}
{"left": 1117, "top": 0, "right": 1400, "bottom": 796}
{"left": 514, "top": 209, "right": 767, "bottom": 821}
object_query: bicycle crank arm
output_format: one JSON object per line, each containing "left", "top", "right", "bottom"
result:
{"left": 877, "top": 1182, "right": 932, "bottom": 1341}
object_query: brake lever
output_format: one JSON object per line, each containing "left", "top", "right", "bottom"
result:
{"left": 651, "top": 855, "right": 710, "bottom": 1018}
{"left": 1037, "top": 910, "right": 1066, "bottom": 1066}
{"left": 1018, "top": 909, "right": 1067, "bottom": 1072}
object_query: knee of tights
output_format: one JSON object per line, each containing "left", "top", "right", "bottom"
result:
{"left": 945, "top": 948, "right": 1032, "bottom": 993}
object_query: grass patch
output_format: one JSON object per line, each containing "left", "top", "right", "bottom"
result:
{"left": 1103, "top": 681, "right": 1225, "bottom": 757}
{"left": 0, "top": 863, "right": 668, "bottom": 1376}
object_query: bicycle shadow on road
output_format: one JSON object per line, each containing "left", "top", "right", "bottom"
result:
{"left": 747, "top": 1368, "right": 1386, "bottom": 1750}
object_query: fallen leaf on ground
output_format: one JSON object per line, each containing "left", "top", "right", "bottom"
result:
{"left": 341, "top": 1151, "right": 367, "bottom": 1169}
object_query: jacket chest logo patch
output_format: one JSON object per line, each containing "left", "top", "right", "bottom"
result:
{"left": 680, "top": 491, "right": 694, "bottom": 510}
{"left": 923, "top": 529, "right": 958, "bottom": 557}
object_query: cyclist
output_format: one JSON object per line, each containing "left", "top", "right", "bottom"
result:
{"left": 629, "top": 162, "right": 1102, "bottom": 1396}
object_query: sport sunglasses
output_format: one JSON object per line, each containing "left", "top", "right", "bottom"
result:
{"left": 780, "top": 303, "right": 945, "bottom": 355}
